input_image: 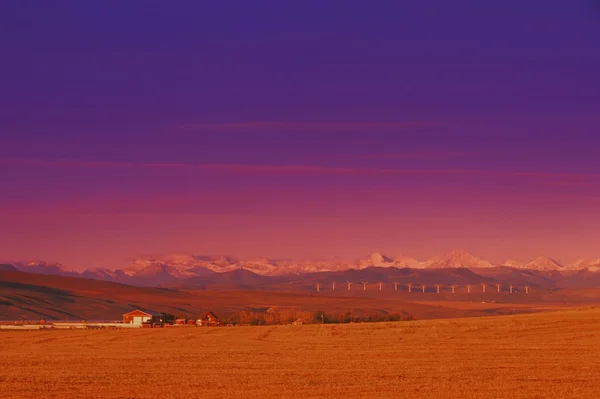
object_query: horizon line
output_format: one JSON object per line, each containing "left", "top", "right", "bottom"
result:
{"left": 5, "top": 250, "right": 597, "bottom": 271}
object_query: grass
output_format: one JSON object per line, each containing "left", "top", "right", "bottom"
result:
{"left": 1, "top": 307, "right": 600, "bottom": 398}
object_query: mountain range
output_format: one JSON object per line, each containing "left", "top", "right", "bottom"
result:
{"left": 3, "top": 250, "right": 600, "bottom": 288}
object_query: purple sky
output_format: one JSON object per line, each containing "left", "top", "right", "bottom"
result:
{"left": 1, "top": 1, "right": 600, "bottom": 269}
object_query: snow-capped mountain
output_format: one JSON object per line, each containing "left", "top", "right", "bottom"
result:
{"left": 5, "top": 250, "right": 600, "bottom": 286}
{"left": 359, "top": 253, "right": 395, "bottom": 267}
{"left": 123, "top": 253, "right": 216, "bottom": 276}
{"left": 566, "top": 258, "right": 600, "bottom": 271}
{"left": 14, "top": 261, "right": 79, "bottom": 277}
{"left": 502, "top": 259, "right": 524, "bottom": 268}
{"left": 425, "top": 250, "right": 494, "bottom": 269}
{"left": 524, "top": 256, "right": 564, "bottom": 271}
{"left": 392, "top": 255, "right": 424, "bottom": 269}
{"left": 80, "top": 267, "right": 128, "bottom": 281}
{"left": 133, "top": 263, "right": 198, "bottom": 279}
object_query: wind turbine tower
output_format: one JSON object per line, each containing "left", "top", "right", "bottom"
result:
{"left": 346, "top": 281, "right": 352, "bottom": 290}
{"left": 361, "top": 281, "right": 368, "bottom": 291}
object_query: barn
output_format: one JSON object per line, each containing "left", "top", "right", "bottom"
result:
{"left": 197, "top": 312, "right": 220, "bottom": 326}
{"left": 122, "top": 310, "right": 162, "bottom": 324}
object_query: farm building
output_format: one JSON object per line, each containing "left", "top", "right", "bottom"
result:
{"left": 197, "top": 312, "right": 220, "bottom": 326}
{"left": 122, "top": 310, "right": 162, "bottom": 324}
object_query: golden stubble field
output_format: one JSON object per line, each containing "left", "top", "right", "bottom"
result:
{"left": 1, "top": 308, "right": 600, "bottom": 399}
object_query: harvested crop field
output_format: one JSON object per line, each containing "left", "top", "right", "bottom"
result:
{"left": 2, "top": 308, "right": 600, "bottom": 398}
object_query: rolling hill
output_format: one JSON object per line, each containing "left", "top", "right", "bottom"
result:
{"left": 6, "top": 269, "right": 594, "bottom": 322}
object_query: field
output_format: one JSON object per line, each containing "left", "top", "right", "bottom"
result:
{"left": 2, "top": 308, "right": 600, "bottom": 398}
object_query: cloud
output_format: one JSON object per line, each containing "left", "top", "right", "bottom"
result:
{"left": 179, "top": 121, "right": 446, "bottom": 131}
{"left": 0, "top": 158, "right": 140, "bottom": 169}
{"left": 540, "top": 180, "right": 597, "bottom": 188}
{"left": 324, "top": 150, "right": 465, "bottom": 161}
{"left": 2, "top": 157, "right": 599, "bottom": 185}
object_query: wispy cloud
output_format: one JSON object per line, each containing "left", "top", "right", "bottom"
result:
{"left": 540, "top": 180, "right": 597, "bottom": 188}
{"left": 323, "top": 150, "right": 465, "bottom": 161}
{"left": 179, "top": 121, "right": 446, "bottom": 131}
{"left": 2, "top": 158, "right": 600, "bottom": 185}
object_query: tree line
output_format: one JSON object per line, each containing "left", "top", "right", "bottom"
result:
{"left": 228, "top": 309, "right": 414, "bottom": 325}
{"left": 159, "top": 309, "right": 414, "bottom": 326}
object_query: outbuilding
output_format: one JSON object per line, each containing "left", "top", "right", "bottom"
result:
{"left": 122, "top": 310, "right": 162, "bottom": 324}
{"left": 197, "top": 312, "right": 220, "bottom": 326}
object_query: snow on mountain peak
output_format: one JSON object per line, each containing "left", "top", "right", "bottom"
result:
{"left": 27, "top": 260, "right": 61, "bottom": 268}
{"left": 366, "top": 253, "right": 394, "bottom": 266}
{"left": 393, "top": 255, "right": 423, "bottom": 269}
{"left": 17, "top": 260, "right": 77, "bottom": 275}
{"left": 567, "top": 258, "right": 600, "bottom": 270}
{"left": 503, "top": 259, "right": 525, "bottom": 268}
{"left": 426, "top": 250, "right": 494, "bottom": 268}
{"left": 526, "top": 256, "right": 564, "bottom": 271}
{"left": 13, "top": 251, "right": 600, "bottom": 282}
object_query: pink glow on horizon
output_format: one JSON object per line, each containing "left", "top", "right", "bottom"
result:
{"left": 3, "top": 155, "right": 600, "bottom": 270}
{"left": 2, "top": 177, "right": 600, "bottom": 270}
{"left": 2, "top": 209, "right": 600, "bottom": 270}
{"left": 2, "top": 158, "right": 599, "bottom": 184}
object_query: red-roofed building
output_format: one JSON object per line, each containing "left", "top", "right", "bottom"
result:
{"left": 197, "top": 312, "right": 220, "bottom": 326}
{"left": 122, "top": 310, "right": 162, "bottom": 324}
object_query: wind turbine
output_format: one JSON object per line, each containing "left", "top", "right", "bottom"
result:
{"left": 332, "top": 281, "right": 336, "bottom": 291}
{"left": 482, "top": 283, "right": 486, "bottom": 293}
{"left": 378, "top": 282, "right": 382, "bottom": 291}
{"left": 497, "top": 283, "right": 501, "bottom": 293}
{"left": 346, "top": 281, "right": 352, "bottom": 290}
{"left": 421, "top": 284, "right": 426, "bottom": 293}
{"left": 316, "top": 283, "right": 320, "bottom": 292}
{"left": 361, "top": 281, "right": 368, "bottom": 291}
{"left": 436, "top": 284, "right": 440, "bottom": 294}
{"left": 394, "top": 282, "right": 398, "bottom": 292}
{"left": 408, "top": 283, "right": 412, "bottom": 293}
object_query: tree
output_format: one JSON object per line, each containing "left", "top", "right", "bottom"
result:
{"left": 161, "top": 312, "right": 176, "bottom": 324}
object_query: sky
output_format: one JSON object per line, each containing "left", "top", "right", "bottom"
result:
{"left": 1, "top": 1, "right": 600, "bottom": 269}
